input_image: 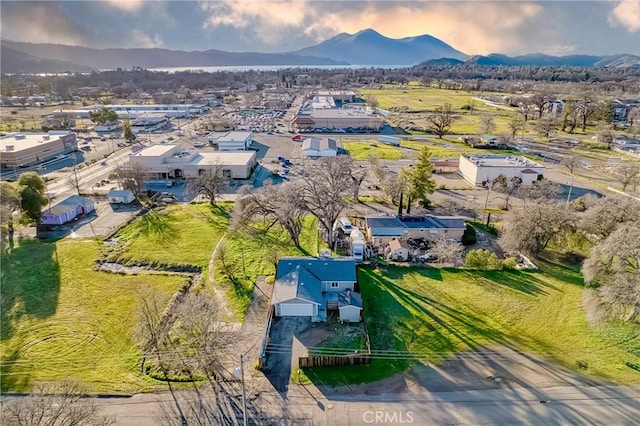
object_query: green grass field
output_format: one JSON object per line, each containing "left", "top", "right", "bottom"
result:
{"left": 302, "top": 262, "right": 640, "bottom": 386}
{"left": 115, "top": 203, "right": 230, "bottom": 268}
{"left": 342, "top": 140, "right": 404, "bottom": 160}
{"left": 1, "top": 239, "right": 186, "bottom": 393}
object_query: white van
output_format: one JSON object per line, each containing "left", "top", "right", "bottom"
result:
{"left": 336, "top": 217, "right": 353, "bottom": 234}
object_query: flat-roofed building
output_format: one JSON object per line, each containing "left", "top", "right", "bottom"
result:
{"left": 129, "top": 143, "right": 256, "bottom": 179}
{"left": 458, "top": 154, "right": 544, "bottom": 187}
{"left": 206, "top": 131, "right": 253, "bottom": 151}
{"left": 291, "top": 108, "right": 382, "bottom": 131}
{"left": 364, "top": 215, "right": 467, "bottom": 246}
{"left": 0, "top": 131, "right": 77, "bottom": 168}
{"left": 51, "top": 104, "right": 207, "bottom": 119}
{"left": 130, "top": 116, "right": 169, "bottom": 134}
{"left": 317, "top": 90, "right": 356, "bottom": 102}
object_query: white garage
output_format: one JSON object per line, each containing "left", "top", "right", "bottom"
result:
{"left": 272, "top": 264, "right": 323, "bottom": 318}
{"left": 275, "top": 301, "right": 318, "bottom": 317}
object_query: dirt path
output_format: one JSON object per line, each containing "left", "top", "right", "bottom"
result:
{"left": 207, "top": 232, "right": 234, "bottom": 320}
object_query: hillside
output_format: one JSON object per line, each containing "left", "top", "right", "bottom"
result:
{"left": 0, "top": 45, "right": 92, "bottom": 73}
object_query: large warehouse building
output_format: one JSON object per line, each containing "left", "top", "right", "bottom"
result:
{"left": 291, "top": 108, "right": 382, "bottom": 132}
{"left": 51, "top": 104, "right": 207, "bottom": 119}
{"left": 129, "top": 144, "right": 256, "bottom": 179}
{"left": 0, "top": 131, "right": 77, "bottom": 168}
{"left": 458, "top": 154, "right": 544, "bottom": 186}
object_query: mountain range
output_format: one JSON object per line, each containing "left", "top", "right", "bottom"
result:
{"left": 2, "top": 29, "right": 640, "bottom": 73}
{"left": 421, "top": 53, "right": 640, "bottom": 68}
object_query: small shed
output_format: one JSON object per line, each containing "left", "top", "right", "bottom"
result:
{"left": 386, "top": 239, "right": 410, "bottom": 261}
{"left": 108, "top": 189, "right": 135, "bottom": 204}
{"left": 41, "top": 195, "right": 95, "bottom": 225}
{"left": 338, "top": 289, "right": 363, "bottom": 323}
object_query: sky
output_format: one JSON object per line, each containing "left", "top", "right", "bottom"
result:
{"left": 1, "top": 1, "right": 639, "bottom": 56}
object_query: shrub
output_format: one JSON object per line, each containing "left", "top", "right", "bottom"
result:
{"left": 502, "top": 257, "right": 518, "bottom": 270}
{"left": 461, "top": 224, "right": 477, "bottom": 246}
{"left": 461, "top": 104, "right": 472, "bottom": 111}
{"left": 465, "top": 249, "right": 502, "bottom": 270}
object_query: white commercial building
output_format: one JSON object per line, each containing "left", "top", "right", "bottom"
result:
{"left": 207, "top": 131, "right": 253, "bottom": 151}
{"left": 301, "top": 138, "right": 338, "bottom": 157}
{"left": 129, "top": 144, "right": 256, "bottom": 179}
{"left": 52, "top": 104, "right": 207, "bottom": 119}
{"left": 458, "top": 154, "right": 544, "bottom": 187}
{"left": 130, "top": 116, "right": 169, "bottom": 134}
{"left": 291, "top": 108, "right": 382, "bottom": 131}
{"left": 0, "top": 131, "right": 77, "bottom": 167}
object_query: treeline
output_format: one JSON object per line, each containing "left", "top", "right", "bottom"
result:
{"left": 2, "top": 63, "right": 640, "bottom": 99}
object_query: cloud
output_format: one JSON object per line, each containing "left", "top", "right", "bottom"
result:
{"left": 106, "top": 0, "right": 145, "bottom": 12}
{"left": 131, "top": 30, "right": 164, "bottom": 48}
{"left": 201, "top": 0, "right": 309, "bottom": 45}
{"left": 608, "top": 0, "right": 640, "bottom": 32}
{"left": 199, "top": 1, "right": 545, "bottom": 54}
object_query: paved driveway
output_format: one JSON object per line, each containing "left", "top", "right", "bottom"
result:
{"left": 263, "top": 317, "right": 311, "bottom": 394}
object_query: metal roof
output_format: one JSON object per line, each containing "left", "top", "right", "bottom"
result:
{"left": 276, "top": 257, "right": 357, "bottom": 283}
{"left": 338, "top": 290, "right": 363, "bottom": 309}
{"left": 47, "top": 195, "right": 93, "bottom": 216}
{"left": 273, "top": 265, "right": 322, "bottom": 305}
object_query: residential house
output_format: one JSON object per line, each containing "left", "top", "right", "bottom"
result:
{"left": 272, "top": 257, "right": 359, "bottom": 322}
{"left": 364, "top": 215, "right": 467, "bottom": 247}
{"left": 612, "top": 99, "right": 640, "bottom": 123}
{"left": 386, "top": 239, "right": 411, "bottom": 261}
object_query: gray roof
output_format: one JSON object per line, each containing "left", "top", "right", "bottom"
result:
{"left": 108, "top": 189, "right": 134, "bottom": 197}
{"left": 276, "top": 257, "right": 357, "bottom": 283}
{"left": 365, "top": 215, "right": 466, "bottom": 234}
{"left": 398, "top": 215, "right": 466, "bottom": 230}
{"left": 338, "top": 290, "right": 363, "bottom": 309}
{"left": 48, "top": 195, "right": 93, "bottom": 216}
{"left": 301, "top": 138, "right": 337, "bottom": 152}
{"left": 273, "top": 265, "right": 322, "bottom": 305}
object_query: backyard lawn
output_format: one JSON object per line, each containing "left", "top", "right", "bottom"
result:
{"left": 215, "top": 215, "right": 319, "bottom": 317}
{"left": 302, "top": 262, "right": 640, "bottom": 386}
{"left": 0, "top": 239, "right": 186, "bottom": 393}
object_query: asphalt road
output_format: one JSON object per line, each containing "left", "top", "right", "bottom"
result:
{"left": 6, "top": 383, "right": 632, "bottom": 425}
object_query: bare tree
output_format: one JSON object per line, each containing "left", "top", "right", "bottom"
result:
{"left": 350, "top": 166, "right": 367, "bottom": 201}
{"left": 430, "top": 237, "right": 464, "bottom": 266}
{"left": 234, "top": 181, "right": 306, "bottom": 248}
{"left": 499, "top": 201, "right": 576, "bottom": 257}
{"left": 0, "top": 182, "right": 19, "bottom": 249}
{"left": 479, "top": 114, "right": 495, "bottom": 135}
{"left": 508, "top": 115, "right": 526, "bottom": 140}
{"left": 582, "top": 222, "right": 640, "bottom": 322}
{"left": 576, "top": 91, "right": 598, "bottom": 132}
{"left": 596, "top": 123, "right": 615, "bottom": 148}
{"left": 186, "top": 166, "right": 230, "bottom": 204}
{"left": 561, "top": 99, "right": 580, "bottom": 133}
{"left": 1, "top": 379, "right": 115, "bottom": 426}
{"left": 580, "top": 196, "right": 640, "bottom": 242}
{"left": 615, "top": 164, "right": 640, "bottom": 192}
{"left": 561, "top": 156, "right": 581, "bottom": 174}
{"left": 531, "top": 91, "right": 552, "bottom": 119}
{"left": 519, "top": 100, "right": 534, "bottom": 122}
{"left": 518, "top": 179, "right": 561, "bottom": 204}
{"left": 299, "top": 156, "right": 361, "bottom": 247}
{"left": 382, "top": 172, "right": 408, "bottom": 205}
{"left": 425, "top": 103, "right": 458, "bottom": 138}
{"left": 439, "top": 199, "right": 465, "bottom": 216}
{"left": 491, "top": 174, "right": 522, "bottom": 210}
{"left": 115, "top": 162, "right": 147, "bottom": 201}
{"left": 534, "top": 116, "right": 558, "bottom": 139}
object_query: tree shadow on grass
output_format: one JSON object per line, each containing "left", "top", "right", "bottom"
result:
{"left": 137, "top": 210, "right": 179, "bottom": 242}
{"left": 465, "top": 269, "right": 561, "bottom": 296}
{"left": 537, "top": 257, "right": 585, "bottom": 287}
{"left": 1, "top": 239, "right": 60, "bottom": 392}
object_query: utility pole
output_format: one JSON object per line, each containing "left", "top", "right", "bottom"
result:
{"left": 566, "top": 176, "right": 575, "bottom": 207}
{"left": 482, "top": 179, "right": 493, "bottom": 223}
{"left": 236, "top": 344, "right": 255, "bottom": 426}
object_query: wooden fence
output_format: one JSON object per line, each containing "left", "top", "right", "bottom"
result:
{"left": 298, "top": 354, "right": 371, "bottom": 368}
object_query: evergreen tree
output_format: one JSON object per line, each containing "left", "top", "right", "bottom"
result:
{"left": 402, "top": 147, "right": 436, "bottom": 206}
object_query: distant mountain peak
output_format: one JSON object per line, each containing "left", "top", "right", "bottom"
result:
{"left": 294, "top": 29, "right": 466, "bottom": 65}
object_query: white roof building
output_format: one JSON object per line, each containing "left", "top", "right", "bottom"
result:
{"left": 301, "top": 138, "right": 338, "bottom": 157}
{"left": 207, "top": 131, "right": 253, "bottom": 151}
{"left": 458, "top": 154, "right": 544, "bottom": 187}
{"left": 0, "top": 131, "right": 77, "bottom": 167}
{"left": 129, "top": 143, "right": 256, "bottom": 179}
